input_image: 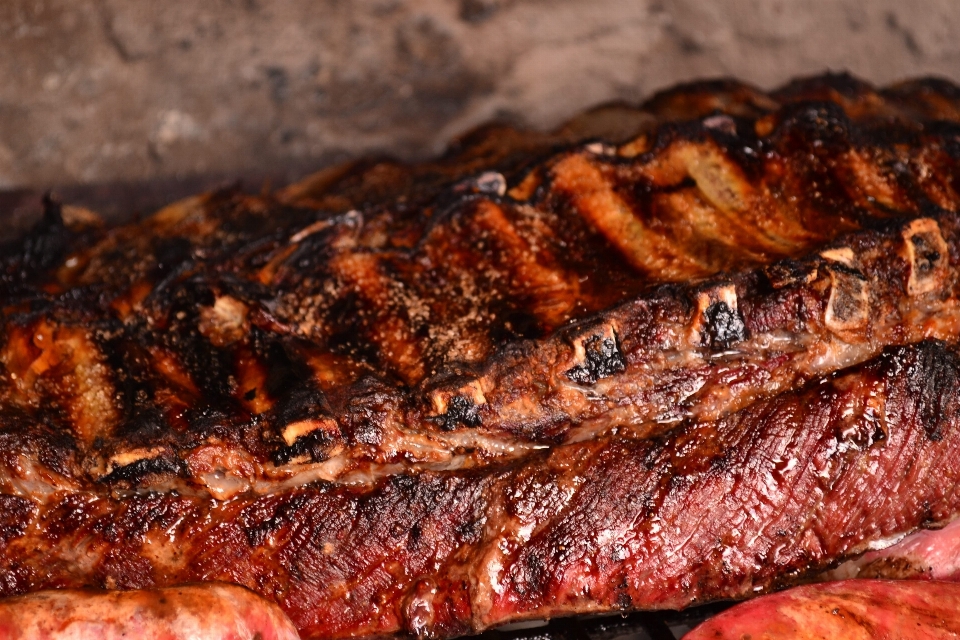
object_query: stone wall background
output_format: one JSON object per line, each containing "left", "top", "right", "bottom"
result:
{"left": 2, "top": 0, "right": 960, "bottom": 193}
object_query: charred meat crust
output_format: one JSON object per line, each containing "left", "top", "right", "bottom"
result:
{"left": 4, "top": 74, "right": 960, "bottom": 637}
{"left": 1, "top": 341, "right": 959, "bottom": 638}
{"left": 3, "top": 76, "right": 960, "bottom": 491}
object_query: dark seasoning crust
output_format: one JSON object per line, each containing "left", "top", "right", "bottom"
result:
{"left": 2, "top": 73, "right": 960, "bottom": 638}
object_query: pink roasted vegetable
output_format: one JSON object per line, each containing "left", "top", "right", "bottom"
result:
{"left": 684, "top": 579, "right": 960, "bottom": 640}
{"left": 0, "top": 583, "right": 300, "bottom": 640}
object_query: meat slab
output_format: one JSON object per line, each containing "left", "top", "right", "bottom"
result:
{"left": 3, "top": 73, "right": 960, "bottom": 638}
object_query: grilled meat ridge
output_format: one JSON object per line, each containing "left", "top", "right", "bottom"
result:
{"left": 3, "top": 340, "right": 960, "bottom": 638}
{"left": 2, "top": 73, "right": 960, "bottom": 637}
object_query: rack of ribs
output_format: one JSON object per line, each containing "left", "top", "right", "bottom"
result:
{"left": 3, "top": 73, "right": 960, "bottom": 638}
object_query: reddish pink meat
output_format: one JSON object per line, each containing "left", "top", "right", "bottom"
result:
{"left": 684, "top": 580, "right": 960, "bottom": 640}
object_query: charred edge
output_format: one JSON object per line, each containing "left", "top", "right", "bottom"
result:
{"left": 271, "top": 428, "right": 337, "bottom": 465}
{"left": 909, "top": 340, "right": 960, "bottom": 442}
{"left": 764, "top": 259, "right": 818, "bottom": 289}
{"left": 99, "top": 455, "right": 187, "bottom": 485}
{"left": 701, "top": 300, "right": 749, "bottom": 349}
{"left": 433, "top": 395, "right": 483, "bottom": 431}
{"left": 565, "top": 335, "right": 627, "bottom": 385}
{"left": 14, "top": 196, "right": 70, "bottom": 276}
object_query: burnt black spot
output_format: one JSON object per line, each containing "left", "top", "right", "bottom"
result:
{"left": 273, "top": 381, "right": 330, "bottom": 427}
{"left": 263, "top": 341, "right": 312, "bottom": 401}
{"left": 16, "top": 196, "right": 70, "bottom": 276}
{"left": 271, "top": 427, "right": 335, "bottom": 466}
{"left": 764, "top": 259, "right": 816, "bottom": 289}
{"left": 335, "top": 377, "right": 398, "bottom": 447}
{"left": 99, "top": 455, "right": 186, "bottom": 485}
{"left": 907, "top": 340, "right": 960, "bottom": 442}
{"left": 566, "top": 335, "right": 627, "bottom": 385}
{"left": 186, "top": 405, "right": 248, "bottom": 443}
{"left": 243, "top": 493, "right": 313, "bottom": 548}
{"left": 0, "top": 495, "right": 35, "bottom": 550}
{"left": 115, "top": 408, "right": 169, "bottom": 447}
{"left": 456, "top": 518, "right": 484, "bottom": 540}
{"left": 909, "top": 232, "right": 943, "bottom": 277}
{"left": 514, "top": 552, "right": 547, "bottom": 597}
{"left": 773, "top": 102, "right": 853, "bottom": 152}
{"left": 701, "top": 300, "right": 748, "bottom": 349}
{"left": 153, "top": 237, "right": 192, "bottom": 277}
{"left": 434, "top": 395, "right": 482, "bottom": 431}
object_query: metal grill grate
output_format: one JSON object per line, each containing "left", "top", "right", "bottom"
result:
{"left": 478, "top": 603, "right": 735, "bottom": 640}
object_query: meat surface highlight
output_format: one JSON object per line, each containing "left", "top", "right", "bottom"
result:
{"left": 682, "top": 580, "right": 960, "bottom": 640}
{"left": 3, "top": 73, "right": 960, "bottom": 638}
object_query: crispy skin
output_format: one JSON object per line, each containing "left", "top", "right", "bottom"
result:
{"left": 3, "top": 73, "right": 960, "bottom": 637}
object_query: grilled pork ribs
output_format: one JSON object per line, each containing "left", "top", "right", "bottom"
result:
{"left": 3, "top": 73, "right": 960, "bottom": 638}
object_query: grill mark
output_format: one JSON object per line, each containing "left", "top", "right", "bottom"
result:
{"left": 842, "top": 147, "right": 913, "bottom": 214}
{"left": 3, "top": 342, "right": 960, "bottom": 637}
{"left": 234, "top": 344, "right": 272, "bottom": 415}
{"left": 471, "top": 201, "right": 579, "bottom": 331}
{"left": 7, "top": 203, "right": 960, "bottom": 491}
{"left": 550, "top": 153, "right": 708, "bottom": 279}
{"left": 1, "top": 79, "right": 960, "bottom": 501}
{"left": 912, "top": 147, "right": 960, "bottom": 211}
{"left": 329, "top": 251, "right": 425, "bottom": 385}
{"left": 642, "top": 141, "right": 806, "bottom": 259}
{"left": 681, "top": 147, "right": 819, "bottom": 255}
{"left": 1, "top": 321, "right": 119, "bottom": 450}
{"left": 767, "top": 106, "right": 869, "bottom": 234}
{"left": 411, "top": 203, "right": 523, "bottom": 365}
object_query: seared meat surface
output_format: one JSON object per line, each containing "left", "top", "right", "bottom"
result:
{"left": 3, "top": 341, "right": 960, "bottom": 638}
{"left": 3, "top": 73, "right": 960, "bottom": 637}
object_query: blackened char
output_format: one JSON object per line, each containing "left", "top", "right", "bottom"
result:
{"left": 2, "top": 74, "right": 960, "bottom": 639}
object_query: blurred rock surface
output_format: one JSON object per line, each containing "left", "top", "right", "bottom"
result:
{"left": 1, "top": 0, "right": 959, "bottom": 192}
